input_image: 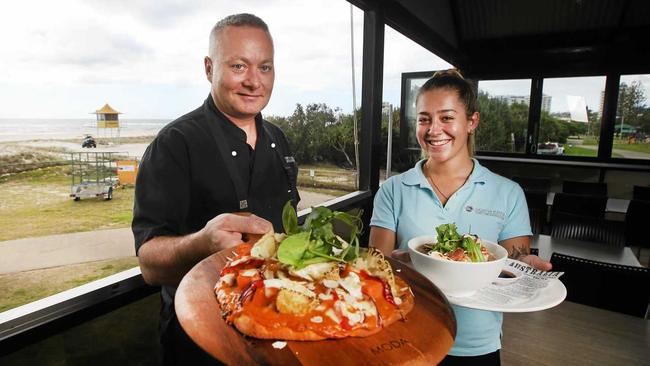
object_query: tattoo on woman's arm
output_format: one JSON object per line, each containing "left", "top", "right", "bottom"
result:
{"left": 509, "top": 244, "right": 530, "bottom": 260}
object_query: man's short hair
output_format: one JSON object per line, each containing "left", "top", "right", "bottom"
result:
{"left": 209, "top": 13, "right": 271, "bottom": 58}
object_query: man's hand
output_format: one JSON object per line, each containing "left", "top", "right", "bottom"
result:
{"left": 137, "top": 213, "right": 273, "bottom": 286}
{"left": 198, "top": 213, "right": 272, "bottom": 256}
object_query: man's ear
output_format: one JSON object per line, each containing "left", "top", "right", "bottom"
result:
{"left": 204, "top": 56, "right": 213, "bottom": 82}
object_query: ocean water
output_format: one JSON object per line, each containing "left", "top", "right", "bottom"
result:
{"left": 0, "top": 118, "right": 171, "bottom": 142}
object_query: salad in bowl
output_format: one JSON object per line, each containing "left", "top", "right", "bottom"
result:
{"left": 408, "top": 224, "right": 508, "bottom": 297}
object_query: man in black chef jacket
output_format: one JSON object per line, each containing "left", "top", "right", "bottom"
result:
{"left": 132, "top": 13, "right": 299, "bottom": 365}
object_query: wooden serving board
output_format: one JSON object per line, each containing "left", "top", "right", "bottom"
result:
{"left": 175, "top": 246, "right": 456, "bottom": 365}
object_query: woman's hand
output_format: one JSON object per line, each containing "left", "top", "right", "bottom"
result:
{"left": 519, "top": 254, "right": 552, "bottom": 271}
{"left": 390, "top": 249, "right": 411, "bottom": 263}
{"left": 501, "top": 236, "right": 552, "bottom": 271}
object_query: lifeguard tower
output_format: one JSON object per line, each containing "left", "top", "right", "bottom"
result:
{"left": 93, "top": 103, "right": 122, "bottom": 145}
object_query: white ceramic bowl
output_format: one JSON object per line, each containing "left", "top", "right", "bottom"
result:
{"left": 407, "top": 235, "right": 508, "bottom": 298}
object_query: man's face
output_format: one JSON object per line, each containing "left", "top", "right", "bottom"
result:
{"left": 205, "top": 26, "right": 274, "bottom": 122}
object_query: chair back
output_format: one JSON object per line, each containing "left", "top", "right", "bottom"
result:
{"left": 550, "top": 212, "right": 626, "bottom": 248}
{"left": 550, "top": 252, "right": 650, "bottom": 318}
{"left": 562, "top": 180, "right": 607, "bottom": 196}
{"left": 625, "top": 200, "right": 650, "bottom": 249}
{"left": 632, "top": 185, "right": 650, "bottom": 201}
{"left": 513, "top": 176, "right": 551, "bottom": 193}
{"left": 524, "top": 190, "right": 548, "bottom": 234}
{"left": 552, "top": 192, "right": 607, "bottom": 218}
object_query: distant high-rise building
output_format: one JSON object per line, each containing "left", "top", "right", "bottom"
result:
{"left": 541, "top": 94, "right": 552, "bottom": 112}
{"left": 495, "top": 94, "right": 551, "bottom": 112}
{"left": 498, "top": 95, "right": 530, "bottom": 106}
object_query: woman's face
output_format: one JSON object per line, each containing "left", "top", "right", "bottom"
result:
{"left": 416, "top": 88, "right": 479, "bottom": 164}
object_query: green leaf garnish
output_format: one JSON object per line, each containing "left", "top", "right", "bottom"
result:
{"left": 282, "top": 200, "right": 299, "bottom": 235}
{"left": 424, "top": 223, "right": 485, "bottom": 262}
{"left": 276, "top": 202, "right": 363, "bottom": 269}
{"left": 277, "top": 231, "right": 311, "bottom": 267}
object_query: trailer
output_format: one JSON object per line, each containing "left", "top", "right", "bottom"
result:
{"left": 69, "top": 152, "right": 118, "bottom": 201}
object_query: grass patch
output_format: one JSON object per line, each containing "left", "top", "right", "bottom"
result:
{"left": 0, "top": 151, "right": 67, "bottom": 176}
{"left": 0, "top": 164, "right": 352, "bottom": 243}
{"left": 572, "top": 137, "right": 650, "bottom": 157}
{"left": 297, "top": 167, "right": 357, "bottom": 191}
{"left": 0, "top": 166, "right": 135, "bottom": 241}
{"left": 0, "top": 257, "right": 139, "bottom": 312}
{"left": 0, "top": 161, "right": 352, "bottom": 313}
{"left": 563, "top": 146, "right": 598, "bottom": 157}
{"left": 110, "top": 211, "right": 134, "bottom": 225}
{"left": 563, "top": 146, "right": 624, "bottom": 158}
{"left": 612, "top": 142, "right": 650, "bottom": 154}
{"left": 581, "top": 136, "right": 599, "bottom": 145}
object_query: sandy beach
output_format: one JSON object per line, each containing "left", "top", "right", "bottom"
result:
{"left": 0, "top": 133, "right": 338, "bottom": 212}
{"left": 0, "top": 136, "right": 154, "bottom": 160}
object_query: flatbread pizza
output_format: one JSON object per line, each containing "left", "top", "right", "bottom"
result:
{"left": 214, "top": 203, "right": 414, "bottom": 341}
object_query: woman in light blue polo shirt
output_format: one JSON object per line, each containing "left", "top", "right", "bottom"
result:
{"left": 370, "top": 70, "right": 551, "bottom": 365}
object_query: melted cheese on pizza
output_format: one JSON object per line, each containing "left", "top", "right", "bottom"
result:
{"left": 215, "top": 244, "right": 413, "bottom": 339}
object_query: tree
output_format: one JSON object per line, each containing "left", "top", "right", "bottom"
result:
{"left": 539, "top": 112, "right": 571, "bottom": 143}
{"left": 618, "top": 81, "right": 646, "bottom": 120}
{"left": 587, "top": 108, "right": 600, "bottom": 137}
{"left": 617, "top": 81, "right": 647, "bottom": 135}
{"left": 272, "top": 103, "right": 355, "bottom": 165}
{"left": 475, "top": 92, "right": 509, "bottom": 152}
{"left": 326, "top": 114, "right": 355, "bottom": 168}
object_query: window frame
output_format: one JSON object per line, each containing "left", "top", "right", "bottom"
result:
{"left": 400, "top": 71, "right": 650, "bottom": 167}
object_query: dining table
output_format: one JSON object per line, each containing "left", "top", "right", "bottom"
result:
{"left": 531, "top": 234, "right": 641, "bottom": 267}
{"left": 501, "top": 301, "right": 650, "bottom": 365}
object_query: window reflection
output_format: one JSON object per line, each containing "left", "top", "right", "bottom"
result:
{"left": 616, "top": 74, "right": 650, "bottom": 161}
{"left": 0, "top": 1, "right": 366, "bottom": 314}
{"left": 541, "top": 76, "right": 605, "bottom": 157}
{"left": 476, "top": 79, "right": 532, "bottom": 153}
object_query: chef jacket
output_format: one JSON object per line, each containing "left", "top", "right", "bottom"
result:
{"left": 132, "top": 95, "right": 299, "bottom": 336}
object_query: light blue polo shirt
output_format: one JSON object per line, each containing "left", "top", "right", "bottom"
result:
{"left": 370, "top": 159, "right": 531, "bottom": 356}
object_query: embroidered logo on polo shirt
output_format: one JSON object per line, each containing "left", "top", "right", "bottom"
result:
{"left": 465, "top": 205, "right": 505, "bottom": 220}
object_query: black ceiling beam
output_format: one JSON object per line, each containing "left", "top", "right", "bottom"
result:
{"left": 348, "top": 0, "right": 467, "bottom": 69}
{"left": 460, "top": 25, "right": 650, "bottom": 78}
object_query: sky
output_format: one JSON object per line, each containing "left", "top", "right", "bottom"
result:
{"left": 0, "top": 0, "right": 450, "bottom": 119}
{"left": 1, "top": 1, "right": 646, "bottom": 120}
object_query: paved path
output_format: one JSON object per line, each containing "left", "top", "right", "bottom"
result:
{"left": 0, "top": 190, "right": 336, "bottom": 274}
{"left": 0, "top": 228, "right": 135, "bottom": 274}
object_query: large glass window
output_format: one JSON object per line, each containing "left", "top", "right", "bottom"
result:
{"left": 385, "top": 26, "right": 451, "bottom": 172}
{"left": 0, "top": 1, "right": 365, "bottom": 313}
{"left": 540, "top": 76, "right": 605, "bottom": 157}
{"left": 402, "top": 76, "right": 430, "bottom": 150}
{"left": 476, "top": 79, "right": 532, "bottom": 153}
{"left": 615, "top": 74, "right": 650, "bottom": 161}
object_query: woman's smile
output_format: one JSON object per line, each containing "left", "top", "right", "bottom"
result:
{"left": 425, "top": 138, "right": 452, "bottom": 147}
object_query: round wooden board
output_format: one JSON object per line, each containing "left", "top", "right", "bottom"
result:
{"left": 175, "top": 246, "right": 456, "bottom": 365}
